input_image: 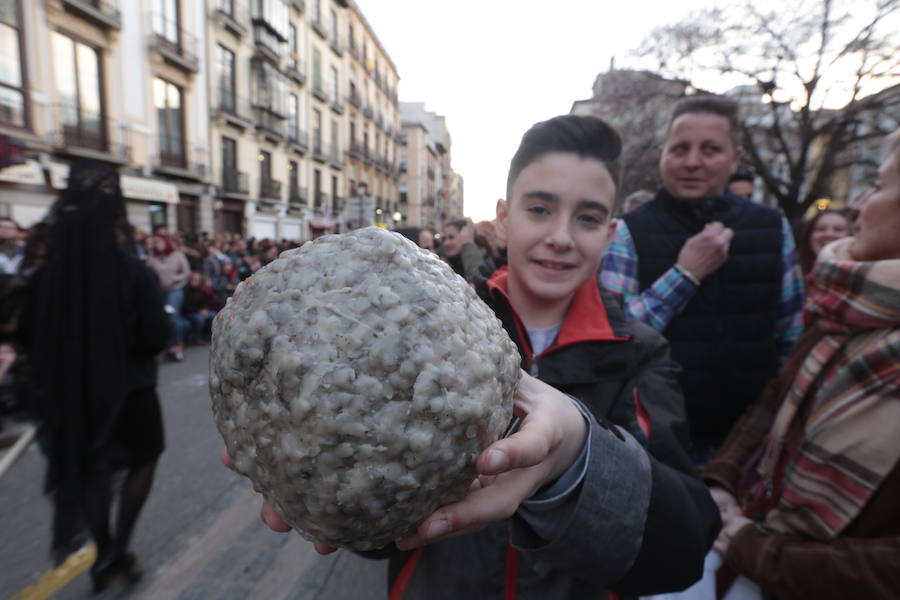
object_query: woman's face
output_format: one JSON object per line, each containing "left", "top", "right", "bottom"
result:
{"left": 850, "top": 152, "right": 900, "bottom": 261}
{"left": 418, "top": 230, "right": 434, "bottom": 252}
{"left": 152, "top": 236, "right": 166, "bottom": 252}
{"left": 810, "top": 212, "right": 849, "bottom": 255}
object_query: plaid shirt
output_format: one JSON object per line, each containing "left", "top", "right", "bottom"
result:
{"left": 601, "top": 217, "right": 804, "bottom": 366}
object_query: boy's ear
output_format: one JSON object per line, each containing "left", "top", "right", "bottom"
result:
{"left": 495, "top": 199, "right": 509, "bottom": 244}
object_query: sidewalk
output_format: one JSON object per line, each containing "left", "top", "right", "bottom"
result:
{"left": 136, "top": 485, "right": 388, "bottom": 600}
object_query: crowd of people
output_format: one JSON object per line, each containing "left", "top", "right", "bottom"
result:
{"left": 0, "top": 92, "right": 897, "bottom": 599}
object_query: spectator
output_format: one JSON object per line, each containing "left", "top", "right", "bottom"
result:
{"left": 679, "top": 128, "right": 900, "bottom": 600}
{"left": 602, "top": 95, "right": 804, "bottom": 461}
{"left": 146, "top": 232, "right": 190, "bottom": 361}
{"left": 21, "top": 159, "right": 170, "bottom": 590}
{"left": 393, "top": 227, "right": 435, "bottom": 252}
{"left": 440, "top": 218, "right": 485, "bottom": 281}
{"left": 797, "top": 208, "right": 850, "bottom": 275}
{"left": 0, "top": 217, "right": 23, "bottom": 275}
{"left": 180, "top": 272, "right": 215, "bottom": 345}
{"left": 622, "top": 189, "right": 654, "bottom": 214}
{"left": 727, "top": 170, "right": 755, "bottom": 199}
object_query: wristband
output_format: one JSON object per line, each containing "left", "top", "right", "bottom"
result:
{"left": 674, "top": 264, "right": 701, "bottom": 287}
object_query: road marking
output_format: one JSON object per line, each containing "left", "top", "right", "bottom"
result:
{"left": 9, "top": 544, "right": 96, "bottom": 600}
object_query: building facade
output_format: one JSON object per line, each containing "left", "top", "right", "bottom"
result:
{"left": 0, "top": 0, "right": 211, "bottom": 233}
{"left": 0, "top": 0, "right": 412, "bottom": 240}
{"left": 398, "top": 101, "right": 461, "bottom": 229}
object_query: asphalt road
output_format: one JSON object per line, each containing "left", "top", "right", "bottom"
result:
{"left": 0, "top": 346, "right": 386, "bottom": 600}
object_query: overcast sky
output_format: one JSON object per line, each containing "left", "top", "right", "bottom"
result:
{"left": 354, "top": 0, "right": 715, "bottom": 221}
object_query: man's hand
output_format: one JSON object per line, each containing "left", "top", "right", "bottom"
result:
{"left": 677, "top": 221, "right": 733, "bottom": 281}
{"left": 458, "top": 218, "right": 476, "bottom": 246}
{"left": 709, "top": 486, "right": 740, "bottom": 523}
{"left": 713, "top": 515, "right": 753, "bottom": 556}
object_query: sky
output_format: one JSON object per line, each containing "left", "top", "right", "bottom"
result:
{"left": 354, "top": 0, "right": 715, "bottom": 221}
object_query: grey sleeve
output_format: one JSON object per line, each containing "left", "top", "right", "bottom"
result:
{"left": 459, "top": 242, "right": 486, "bottom": 282}
{"left": 510, "top": 417, "right": 652, "bottom": 585}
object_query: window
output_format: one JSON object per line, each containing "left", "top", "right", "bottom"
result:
{"left": 252, "top": 61, "right": 287, "bottom": 115}
{"left": 252, "top": 0, "right": 288, "bottom": 39}
{"left": 53, "top": 32, "right": 103, "bottom": 150}
{"left": 216, "top": 45, "right": 235, "bottom": 112}
{"left": 313, "top": 168, "right": 322, "bottom": 208}
{"left": 154, "top": 0, "right": 180, "bottom": 46}
{"left": 217, "top": 0, "right": 233, "bottom": 15}
{"left": 330, "top": 118, "right": 338, "bottom": 155}
{"left": 313, "top": 108, "right": 322, "bottom": 153}
{"left": 349, "top": 121, "right": 356, "bottom": 146}
{"left": 259, "top": 149, "right": 272, "bottom": 181}
{"left": 288, "top": 93, "right": 298, "bottom": 138}
{"left": 154, "top": 78, "right": 184, "bottom": 167}
{"left": 288, "top": 160, "right": 299, "bottom": 200}
{"left": 288, "top": 24, "right": 298, "bottom": 70}
{"left": 312, "top": 0, "right": 320, "bottom": 23}
{"left": 329, "top": 9, "right": 337, "bottom": 43}
{"left": 331, "top": 174, "right": 338, "bottom": 213}
{"left": 330, "top": 65, "right": 338, "bottom": 101}
{"left": 312, "top": 49, "right": 322, "bottom": 92}
{"left": 222, "top": 136, "right": 238, "bottom": 191}
{"left": 0, "top": 3, "right": 27, "bottom": 128}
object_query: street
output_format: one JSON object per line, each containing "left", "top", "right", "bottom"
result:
{"left": 0, "top": 346, "right": 386, "bottom": 600}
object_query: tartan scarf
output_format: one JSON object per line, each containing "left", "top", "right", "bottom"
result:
{"left": 757, "top": 238, "right": 900, "bottom": 539}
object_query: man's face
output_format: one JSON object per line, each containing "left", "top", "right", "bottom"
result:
{"left": 441, "top": 225, "right": 462, "bottom": 257}
{"left": 498, "top": 152, "right": 616, "bottom": 312}
{"left": 0, "top": 220, "right": 17, "bottom": 242}
{"left": 660, "top": 112, "right": 742, "bottom": 202}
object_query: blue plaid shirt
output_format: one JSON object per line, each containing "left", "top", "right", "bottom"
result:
{"left": 601, "top": 217, "right": 804, "bottom": 366}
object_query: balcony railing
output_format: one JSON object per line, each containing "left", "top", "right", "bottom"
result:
{"left": 329, "top": 145, "right": 343, "bottom": 168}
{"left": 62, "top": 0, "right": 121, "bottom": 29}
{"left": 288, "top": 127, "right": 309, "bottom": 152}
{"left": 221, "top": 168, "right": 249, "bottom": 194}
{"left": 51, "top": 104, "right": 132, "bottom": 163}
{"left": 158, "top": 149, "right": 188, "bottom": 170}
{"left": 260, "top": 176, "right": 282, "bottom": 200}
{"left": 315, "top": 191, "right": 330, "bottom": 210}
{"left": 312, "top": 138, "right": 327, "bottom": 162}
{"left": 289, "top": 186, "right": 308, "bottom": 205}
{"left": 330, "top": 98, "right": 344, "bottom": 115}
{"left": 150, "top": 14, "right": 199, "bottom": 73}
{"left": 291, "top": 0, "right": 305, "bottom": 12}
{"left": 285, "top": 59, "right": 306, "bottom": 85}
{"left": 214, "top": 0, "right": 248, "bottom": 37}
{"left": 215, "top": 90, "right": 253, "bottom": 126}
{"left": 329, "top": 37, "right": 343, "bottom": 57}
{"left": 253, "top": 107, "right": 287, "bottom": 140}
{"left": 347, "top": 142, "right": 364, "bottom": 159}
{"left": 311, "top": 17, "right": 327, "bottom": 40}
{"left": 253, "top": 25, "right": 282, "bottom": 63}
{"left": 311, "top": 83, "right": 329, "bottom": 103}
{"left": 362, "top": 105, "right": 373, "bottom": 119}
{"left": 347, "top": 90, "right": 362, "bottom": 109}
{"left": 349, "top": 42, "right": 360, "bottom": 63}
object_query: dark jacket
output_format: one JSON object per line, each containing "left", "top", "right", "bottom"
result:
{"left": 624, "top": 189, "right": 783, "bottom": 448}
{"left": 371, "top": 267, "right": 720, "bottom": 599}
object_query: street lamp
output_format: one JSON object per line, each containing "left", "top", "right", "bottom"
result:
{"left": 392, "top": 211, "right": 402, "bottom": 223}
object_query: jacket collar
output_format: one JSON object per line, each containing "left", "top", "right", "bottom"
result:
{"left": 485, "top": 265, "right": 628, "bottom": 356}
{"left": 657, "top": 186, "right": 733, "bottom": 224}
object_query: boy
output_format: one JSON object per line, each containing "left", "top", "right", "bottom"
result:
{"left": 249, "top": 115, "right": 719, "bottom": 599}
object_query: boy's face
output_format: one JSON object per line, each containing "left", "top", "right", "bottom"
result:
{"left": 498, "top": 152, "right": 616, "bottom": 309}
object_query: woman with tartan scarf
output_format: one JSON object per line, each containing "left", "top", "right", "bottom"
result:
{"left": 655, "top": 130, "right": 900, "bottom": 600}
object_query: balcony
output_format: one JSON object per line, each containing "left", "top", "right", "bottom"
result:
{"left": 285, "top": 59, "right": 306, "bottom": 85}
{"left": 288, "top": 127, "right": 308, "bottom": 153}
{"left": 329, "top": 145, "right": 343, "bottom": 169}
{"left": 291, "top": 0, "right": 305, "bottom": 12}
{"left": 329, "top": 37, "right": 343, "bottom": 57}
{"left": 289, "top": 186, "right": 308, "bottom": 206}
{"left": 315, "top": 191, "right": 330, "bottom": 210}
{"left": 260, "top": 176, "right": 282, "bottom": 200}
{"left": 347, "top": 90, "right": 362, "bottom": 109}
{"left": 427, "top": 167, "right": 435, "bottom": 180}
{"left": 375, "top": 113, "right": 384, "bottom": 129}
{"left": 62, "top": 0, "right": 121, "bottom": 30}
{"left": 150, "top": 15, "right": 199, "bottom": 73}
{"left": 362, "top": 105, "right": 373, "bottom": 119}
{"left": 221, "top": 168, "right": 249, "bottom": 196}
{"left": 330, "top": 98, "right": 344, "bottom": 115}
{"left": 311, "top": 17, "right": 327, "bottom": 40}
{"left": 349, "top": 42, "right": 360, "bottom": 64}
{"left": 213, "top": 1, "right": 248, "bottom": 37}
{"left": 215, "top": 91, "right": 253, "bottom": 129}
{"left": 253, "top": 107, "right": 287, "bottom": 142}
{"left": 253, "top": 26, "right": 282, "bottom": 64}
{"left": 50, "top": 105, "right": 131, "bottom": 165}
{"left": 312, "top": 138, "right": 327, "bottom": 163}
{"left": 311, "top": 83, "right": 329, "bottom": 103}
{"left": 347, "top": 142, "right": 364, "bottom": 160}
{"left": 374, "top": 72, "right": 382, "bottom": 88}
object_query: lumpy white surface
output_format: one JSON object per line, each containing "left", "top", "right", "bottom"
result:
{"left": 209, "top": 227, "right": 519, "bottom": 550}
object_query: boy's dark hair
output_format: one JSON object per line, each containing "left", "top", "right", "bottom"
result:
{"left": 668, "top": 95, "right": 741, "bottom": 147}
{"left": 444, "top": 219, "right": 468, "bottom": 232}
{"left": 728, "top": 169, "right": 754, "bottom": 184}
{"left": 506, "top": 115, "right": 623, "bottom": 209}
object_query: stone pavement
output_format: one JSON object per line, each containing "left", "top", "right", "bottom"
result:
{"left": 134, "top": 484, "right": 388, "bottom": 600}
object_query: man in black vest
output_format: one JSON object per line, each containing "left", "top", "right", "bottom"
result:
{"left": 601, "top": 95, "right": 804, "bottom": 461}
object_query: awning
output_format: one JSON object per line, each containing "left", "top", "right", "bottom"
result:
{"left": 0, "top": 159, "right": 45, "bottom": 185}
{"left": 310, "top": 216, "right": 336, "bottom": 229}
{"left": 49, "top": 163, "right": 179, "bottom": 203}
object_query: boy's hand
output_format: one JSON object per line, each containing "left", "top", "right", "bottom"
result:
{"left": 395, "top": 372, "right": 586, "bottom": 550}
{"left": 459, "top": 218, "right": 476, "bottom": 245}
{"left": 677, "top": 221, "right": 733, "bottom": 281}
{"left": 221, "top": 372, "right": 587, "bottom": 553}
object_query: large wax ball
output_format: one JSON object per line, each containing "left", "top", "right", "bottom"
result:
{"left": 209, "top": 227, "right": 520, "bottom": 550}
